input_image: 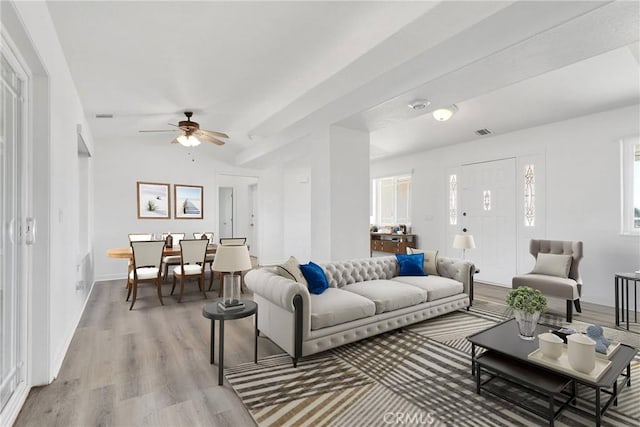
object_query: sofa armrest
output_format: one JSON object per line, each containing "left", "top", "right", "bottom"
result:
{"left": 436, "top": 256, "right": 476, "bottom": 297}
{"left": 245, "top": 268, "right": 309, "bottom": 312}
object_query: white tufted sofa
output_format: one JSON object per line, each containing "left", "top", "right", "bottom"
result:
{"left": 245, "top": 255, "right": 475, "bottom": 366}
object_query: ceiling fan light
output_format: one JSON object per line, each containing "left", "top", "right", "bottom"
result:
{"left": 432, "top": 105, "right": 458, "bottom": 122}
{"left": 177, "top": 134, "right": 201, "bottom": 147}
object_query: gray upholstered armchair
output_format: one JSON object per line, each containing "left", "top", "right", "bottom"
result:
{"left": 512, "top": 239, "right": 583, "bottom": 322}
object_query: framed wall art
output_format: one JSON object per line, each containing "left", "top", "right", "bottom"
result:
{"left": 174, "top": 184, "right": 204, "bottom": 219}
{"left": 137, "top": 181, "right": 170, "bottom": 219}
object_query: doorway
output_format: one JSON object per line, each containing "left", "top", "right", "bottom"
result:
{"left": 461, "top": 158, "right": 517, "bottom": 286}
{"left": 218, "top": 187, "right": 234, "bottom": 239}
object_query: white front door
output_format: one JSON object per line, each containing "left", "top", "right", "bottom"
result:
{"left": 247, "top": 184, "right": 258, "bottom": 255}
{"left": 218, "top": 187, "right": 234, "bottom": 238}
{"left": 461, "top": 158, "right": 517, "bottom": 286}
{"left": 0, "top": 48, "right": 28, "bottom": 418}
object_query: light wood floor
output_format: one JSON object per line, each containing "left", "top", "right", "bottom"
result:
{"left": 15, "top": 279, "right": 638, "bottom": 426}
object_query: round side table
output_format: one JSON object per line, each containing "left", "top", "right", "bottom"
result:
{"left": 202, "top": 300, "right": 258, "bottom": 385}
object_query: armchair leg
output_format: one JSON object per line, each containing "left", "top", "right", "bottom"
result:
{"left": 573, "top": 299, "right": 582, "bottom": 313}
{"left": 566, "top": 300, "right": 573, "bottom": 323}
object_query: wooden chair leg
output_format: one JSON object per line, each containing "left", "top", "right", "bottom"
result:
{"left": 171, "top": 274, "right": 177, "bottom": 295}
{"left": 201, "top": 274, "right": 207, "bottom": 299}
{"left": 126, "top": 280, "right": 132, "bottom": 301}
{"left": 129, "top": 281, "right": 138, "bottom": 310}
{"left": 208, "top": 265, "right": 215, "bottom": 291}
{"left": 178, "top": 275, "right": 185, "bottom": 303}
{"left": 157, "top": 278, "right": 164, "bottom": 306}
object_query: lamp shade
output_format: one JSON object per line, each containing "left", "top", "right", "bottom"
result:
{"left": 452, "top": 234, "right": 476, "bottom": 249}
{"left": 212, "top": 244, "right": 252, "bottom": 272}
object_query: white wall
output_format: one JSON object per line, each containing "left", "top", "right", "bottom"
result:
{"left": 371, "top": 104, "right": 640, "bottom": 307}
{"left": 283, "top": 163, "right": 312, "bottom": 262}
{"left": 93, "top": 138, "right": 278, "bottom": 279}
{"left": 6, "top": 1, "right": 96, "bottom": 387}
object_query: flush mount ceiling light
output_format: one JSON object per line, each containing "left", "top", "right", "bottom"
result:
{"left": 408, "top": 99, "right": 430, "bottom": 111}
{"left": 177, "top": 134, "right": 201, "bottom": 147}
{"left": 432, "top": 104, "right": 458, "bottom": 121}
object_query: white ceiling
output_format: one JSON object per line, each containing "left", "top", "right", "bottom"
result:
{"left": 47, "top": 1, "right": 640, "bottom": 167}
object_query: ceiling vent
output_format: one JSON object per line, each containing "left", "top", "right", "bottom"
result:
{"left": 95, "top": 113, "right": 113, "bottom": 119}
{"left": 475, "top": 128, "right": 492, "bottom": 136}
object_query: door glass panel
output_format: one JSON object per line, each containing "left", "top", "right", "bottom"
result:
{"left": 0, "top": 51, "right": 22, "bottom": 412}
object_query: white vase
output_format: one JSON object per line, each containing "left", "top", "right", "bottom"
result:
{"left": 538, "top": 332, "right": 563, "bottom": 359}
{"left": 567, "top": 333, "right": 596, "bottom": 373}
{"left": 513, "top": 309, "right": 541, "bottom": 340}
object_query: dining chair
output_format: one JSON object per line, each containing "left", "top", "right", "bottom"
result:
{"left": 215, "top": 237, "right": 249, "bottom": 296}
{"left": 161, "top": 232, "right": 185, "bottom": 281}
{"left": 128, "top": 240, "right": 166, "bottom": 310}
{"left": 126, "top": 233, "right": 155, "bottom": 289}
{"left": 194, "top": 232, "right": 216, "bottom": 289}
{"left": 171, "top": 238, "right": 209, "bottom": 302}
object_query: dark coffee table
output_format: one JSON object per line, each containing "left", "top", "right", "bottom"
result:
{"left": 467, "top": 319, "right": 637, "bottom": 426}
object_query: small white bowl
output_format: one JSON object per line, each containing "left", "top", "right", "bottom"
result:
{"left": 538, "top": 332, "right": 563, "bottom": 359}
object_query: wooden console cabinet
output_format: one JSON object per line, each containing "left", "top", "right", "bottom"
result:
{"left": 370, "top": 233, "right": 417, "bottom": 255}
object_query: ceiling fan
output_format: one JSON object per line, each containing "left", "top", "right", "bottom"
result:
{"left": 139, "top": 111, "right": 229, "bottom": 147}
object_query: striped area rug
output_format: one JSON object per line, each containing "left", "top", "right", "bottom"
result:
{"left": 225, "top": 300, "right": 640, "bottom": 426}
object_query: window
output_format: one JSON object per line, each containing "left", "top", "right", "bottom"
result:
{"left": 449, "top": 174, "right": 457, "bottom": 225}
{"left": 621, "top": 136, "right": 640, "bottom": 234}
{"left": 524, "top": 164, "right": 535, "bottom": 226}
{"left": 371, "top": 175, "right": 411, "bottom": 226}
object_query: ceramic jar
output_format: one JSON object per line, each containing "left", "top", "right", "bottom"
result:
{"left": 567, "top": 333, "right": 596, "bottom": 373}
{"left": 538, "top": 332, "right": 563, "bottom": 359}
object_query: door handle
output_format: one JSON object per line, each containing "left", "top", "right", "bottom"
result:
{"left": 26, "top": 217, "right": 36, "bottom": 245}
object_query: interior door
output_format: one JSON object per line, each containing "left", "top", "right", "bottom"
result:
{"left": 218, "top": 187, "right": 234, "bottom": 238}
{"left": 0, "top": 49, "right": 27, "bottom": 416}
{"left": 461, "top": 158, "right": 516, "bottom": 286}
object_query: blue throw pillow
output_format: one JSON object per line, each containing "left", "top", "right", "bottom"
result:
{"left": 299, "top": 261, "right": 329, "bottom": 294}
{"left": 395, "top": 253, "right": 427, "bottom": 276}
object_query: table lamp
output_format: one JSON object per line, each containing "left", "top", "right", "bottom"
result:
{"left": 452, "top": 234, "right": 476, "bottom": 259}
{"left": 212, "top": 244, "right": 252, "bottom": 308}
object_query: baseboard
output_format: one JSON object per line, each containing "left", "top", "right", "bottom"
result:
{"left": 49, "top": 279, "right": 96, "bottom": 382}
{"left": 95, "top": 273, "right": 126, "bottom": 282}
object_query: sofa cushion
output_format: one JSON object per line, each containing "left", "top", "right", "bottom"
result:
{"left": 531, "top": 253, "right": 572, "bottom": 278}
{"left": 395, "top": 253, "right": 426, "bottom": 276}
{"left": 300, "top": 261, "right": 329, "bottom": 294}
{"left": 392, "top": 276, "right": 463, "bottom": 301}
{"left": 276, "top": 256, "right": 308, "bottom": 286}
{"left": 310, "top": 288, "right": 376, "bottom": 330}
{"left": 407, "top": 248, "right": 439, "bottom": 275}
{"left": 342, "top": 280, "right": 428, "bottom": 314}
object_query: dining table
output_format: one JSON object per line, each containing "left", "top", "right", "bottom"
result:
{"left": 107, "top": 244, "right": 218, "bottom": 260}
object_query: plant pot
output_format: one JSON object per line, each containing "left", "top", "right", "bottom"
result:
{"left": 514, "top": 309, "right": 541, "bottom": 340}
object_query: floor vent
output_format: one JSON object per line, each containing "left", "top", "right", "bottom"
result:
{"left": 475, "top": 128, "right": 492, "bottom": 136}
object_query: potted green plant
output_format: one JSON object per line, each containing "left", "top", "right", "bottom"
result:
{"left": 506, "top": 286, "right": 547, "bottom": 340}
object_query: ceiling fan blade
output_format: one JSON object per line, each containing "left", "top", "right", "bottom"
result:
{"left": 139, "top": 129, "right": 179, "bottom": 133}
{"left": 195, "top": 131, "right": 225, "bottom": 146}
{"left": 170, "top": 137, "right": 180, "bottom": 144}
{"left": 200, "top": 129, "right": 229, "bottom": 139}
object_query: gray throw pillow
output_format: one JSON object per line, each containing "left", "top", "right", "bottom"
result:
{"left": 407, "top": 247, "right": 439, "bottom": 275}
{"left": 276, "top": 256, "right": 308, "bottom": 286}
{"left": 531, "top": 253, "right": 572, "bottom": 278}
